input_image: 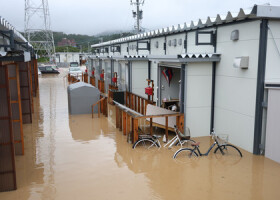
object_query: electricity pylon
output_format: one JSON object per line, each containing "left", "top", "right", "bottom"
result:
{"left": 130, "top": 0, "right": 145, "bottom": 33}
{"left": 24, "top": 0, "right": 56, "bottom": 61}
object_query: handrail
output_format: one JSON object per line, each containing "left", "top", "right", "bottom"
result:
{"left": 135, "top": 113, "right": 183, "bottom": 119}
{"left": 92, "top": 97, "right": 106, "bottom": 118}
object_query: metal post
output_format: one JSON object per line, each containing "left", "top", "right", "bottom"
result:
{"left": 253, "top": 19, "right": 269, "bottom": 155}
{"left": 180, "top": 64, "right": 185, "bottom": 113}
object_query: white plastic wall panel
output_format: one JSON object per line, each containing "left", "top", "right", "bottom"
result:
{"left": 214, "top": 20, "right": 260, "bottom": 153}
{"left": 118, "top": 62, "right": 126, "bottom": 91}
{"left": 150, "top": 61, "right": 158, "bottom": 102}
{"left": 265, "top": 88, "right": 280, "bottom": 163}
{"left": 166, "top": 33, "right": 185, "bottom": 55}
{"left": 187, "top": 30, "right": 215, "bottom": 53}
{"left": 121, "top": 43, "right": 128, "bottom": 55}
{"left": 265, "top": 20, "right": 280, "bottom": 83}
{"left": 185, "top": 63, "right": 212, "bottom": 137}
{"left": 150, "top": 37, "right": 165, "bottom": 55}
{"left": 131, "top": 61, "right": 148, "bottom": 97}
{"left": 128, "top": 41, "right": 137, "bottom": 55}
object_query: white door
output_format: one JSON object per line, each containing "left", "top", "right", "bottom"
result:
{"left": 265, "top": 88, "right": 280, "bottom": 163}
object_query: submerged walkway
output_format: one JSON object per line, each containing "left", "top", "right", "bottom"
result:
{"left": 1, "top": 71, "right": 280, "bottom": 200}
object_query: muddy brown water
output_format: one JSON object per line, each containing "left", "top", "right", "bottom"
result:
{"left": 1, "top": 71, "right": 280, "bottom": 200}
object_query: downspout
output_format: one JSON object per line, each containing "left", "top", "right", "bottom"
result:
{"left": 148, "top": 61, "right": 151, "bottom": 80}
{"left": 180, "top": 64, "right": 186, "bottom": 113}
{"left": 253, "top": 19, "right": 269, "bottom": 155}
{"left": 210, "top": 27, "right": 218, "bottom": 134}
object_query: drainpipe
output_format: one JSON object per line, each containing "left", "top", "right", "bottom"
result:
{"left": 148, "top": 61, "right": 151, "bottom": 80}
{"left": 253, "top": 19, "right": 269, "bottom": 155}
{"left": 180, "top": 64, "right": 186, "bottom": 113}
{"left": 210, "top": 27, "right": 218, "bottom": 134}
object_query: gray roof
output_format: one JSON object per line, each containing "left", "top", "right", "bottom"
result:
{"left": 92, "top": 4, "right": 280, "bottom": 48}
{"left": 0, "top": 16, "right": 32, "bottom": 48}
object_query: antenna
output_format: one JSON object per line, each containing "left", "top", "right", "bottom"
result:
{"left": 130, "top": 0, "right": 145, "bottom": 33}
{"left": 24, "top": 0, "right": 56, "bottom": 62}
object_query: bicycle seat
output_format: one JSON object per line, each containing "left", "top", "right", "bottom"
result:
{"left": 191, "top": 142, "right": 200, "bottom": 146}
{"left": 152, "top": 135, "right": 161, "bottom": 139}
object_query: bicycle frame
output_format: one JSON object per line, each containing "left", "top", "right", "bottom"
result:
{"left": 191, "top": 134, "right": 225, "bottom": 156}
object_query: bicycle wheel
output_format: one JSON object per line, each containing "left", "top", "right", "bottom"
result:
{"left": 132, "top": 138, "right": 160, "bottom": 150}
{"left": 214, "top": 144, "right": 243, "bottom": 157}
{"left": 173, "top": 148, "right": 198, "bottom": 159}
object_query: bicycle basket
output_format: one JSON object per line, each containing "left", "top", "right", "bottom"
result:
{"left": 217, "top": 134, "right": 229, "bottom": 145}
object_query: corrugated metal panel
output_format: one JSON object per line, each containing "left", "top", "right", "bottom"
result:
{"left": 92, "top": 5, "right": 280, "bottom": 48}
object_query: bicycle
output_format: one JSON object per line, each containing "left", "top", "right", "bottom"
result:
{"left": 173, "top": 131, "right": 243, "bottom": 159}
{"left": 132, "top": 134, "right": 161, "bottom": 150}
{"left": 164, "top": 125, "right": 196, "bottom": 149}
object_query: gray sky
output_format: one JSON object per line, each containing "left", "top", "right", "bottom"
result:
{"left": 1, "top": 0, "right": 280, "bottom": 35}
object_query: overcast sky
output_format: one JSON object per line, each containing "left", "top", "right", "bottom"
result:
{"left": 1, "top": 0, "right": 280, "bottom": 35}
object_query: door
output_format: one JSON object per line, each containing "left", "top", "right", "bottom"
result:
{"left": 265, "top": 88, "right": 280, "bottom": 163}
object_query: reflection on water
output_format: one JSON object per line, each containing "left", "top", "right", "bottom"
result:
{"left": 1, "top": 71, "right": 280, "bottom": 200}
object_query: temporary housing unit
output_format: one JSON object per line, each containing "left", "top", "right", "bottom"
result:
{"left": 89, "top": 4, "right": 280, "bottom": 161}
{"left": 67, "top": 82, "right": 100, "bottom": 115}
{"left": 0, "top": 17, "right": 38, "bottom": 191}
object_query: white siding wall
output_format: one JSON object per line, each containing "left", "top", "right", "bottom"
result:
{"left": 214, "top": 20, "right": 260, "bottom": 153}
{"left": 131, "top": 61, "right": 148, "bottom": 97}
{"left": 166, "top": 33, "right": 185, "bottom": 55}
{"left": 150, "top": 37, "right": 165, "bottom": 55}
{"left": 121, "top": 43, "right": 128, "bottom": 55}
{"left": 265, "top": 20, "right": 280, "bottom": 82}
{"left": 128, "top": 41, "right": 137, "bottom": 55}
{"left": 118, "top": 61, "right": 126, "bottom": 91}
{"left": 185, "top": 63, "right": 212, "bottom": 137}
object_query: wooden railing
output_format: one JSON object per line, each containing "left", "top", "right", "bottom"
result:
{"left": 98, "top": 80, "right": 105, "bottom": 93}
{"left": 125, "top": 91, "right": 155, "bottom": 115}
{"left": 91, "top": 97, "right": 106, "bottom": 118}
{"left": 108, "top": 84, "right": 118, "bottom": 105}
{"left": 83, "top": 73, "right": 88, "bottom": 83}
{"left": 114, "top": 101, "right": 184, "bottom": 143}
{"left": 90, "top": 76, "right": 96, "bottom": 87}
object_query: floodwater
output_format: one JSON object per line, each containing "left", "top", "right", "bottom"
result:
{"left": 1, "top": 70, "right": 280, "bottom": 200}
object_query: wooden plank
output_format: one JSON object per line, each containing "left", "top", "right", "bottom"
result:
{"left": 176, "top": 115, "right": 185, "bottom": 133}
{"left": 119, "top": 110, "right": 122, "bottom": 131}
{"left": 137, "top": 96, "right": 140, "bottom": 113}
{"left": 10, "top": 101, "right": 19, "bottom": 104}
{"left": 115, "top": 106, "right": 119, "bottom": 128}
{"left": 133, "top": 118, "right": 139, "bottom": 143}
{"left": 134, "top": 95, "right": 137, "bottom": 111}
{"left": 122, "top": 111, "right": 127, "bottom": 135}
{"left": 165, "top": 116, "right": 169, "bottom": 141}
{"left": 150, "top": 118, "right": 153, "bottom": 135}
{"left": 0, "top": 116, "right": 9, "bottom": 120}
{"left": 141, "top": 98, "right": 144, "bottom": 115}
{"left": 127, "top": 114, "right": 131, "bottom": 142}
{"left": 136, "top": 113, "right": 184, "bottom": 119}
{"left": 8, "top": 77, "right": 16, "bottom": 80}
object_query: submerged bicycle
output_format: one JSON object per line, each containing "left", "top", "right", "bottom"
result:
{"left": 132, "top": 134, "right": 161, "bottom": 149}
{"left": 173, "top": 130, "right": 243, "bottom": 159}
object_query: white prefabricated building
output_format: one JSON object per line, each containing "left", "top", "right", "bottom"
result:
{"left": 88, "top": 5, "right": 280, "bottom": 161}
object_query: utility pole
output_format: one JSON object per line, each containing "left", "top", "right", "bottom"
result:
{"left": 131, "top": 0, "right": 145, "bottom": 33}
{"left": 24, "top": 0, "right": 56, "bottom": 62}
